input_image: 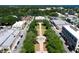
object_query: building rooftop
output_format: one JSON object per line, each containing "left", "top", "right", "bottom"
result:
{"left": 12, "top": 21, "right": 26, "bottom": 28}
{"left": 35, "top": 16, "right": 45, "bottom": 20}
{"left": 67, "top": 15, "right": 77, "bottom": 20}
{"left": 63, "top": 25, "right": 79, "bottom": 40}
{"left": 1, "top": 30, "right": 20, "bottom": 48}
{"left": 51, "top": 19, "right": 70, "bottom": 29}
{"left": 0, "top": 29, "right": 15, "bottom": 46}
{"left": 52, "top": 20, "right": 69, "bottom": 25}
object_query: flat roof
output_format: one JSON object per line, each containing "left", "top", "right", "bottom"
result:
{"left": 1, "top": 30, "right": 20, "bottom": 48}
{"left": 12, "top": 21, "right": 26, "bottom": 28}
{"left": 52, "top": 20, "right": 69, "bottom": 25}
{"left": 67, "top": 15, "right": 77, "bottom": 19}
{"left": 63, "top": 25, "right": 79, "bottom": 40}
{"left": 0, "top": 29, "right": 15, "bottom": 46}
{"left": 51, "top": 19, "right": 70, "bottom": 29}
{"left": 35, "top": 16, "right": 45, "bottom": 20}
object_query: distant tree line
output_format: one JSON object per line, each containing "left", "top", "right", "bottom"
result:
{"left": 0, "top": 7, "right": 79, "bottom": 26}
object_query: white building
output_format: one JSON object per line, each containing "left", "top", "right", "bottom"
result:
{"left": 1, "top": 29, "right": 21, "bottom": 52}
{"left": 0, "top": 29, "right": 21, "bottom": 53}
{"left": 62, "top": 25, "right": 79, "bottom": 52}
{"left": 39, "top": 9, "right": 46, "bottom": 11}
{"left": 0, "top": 29, "right": 23, "bottom": 53}
{"left": 35, "top": 16, "right": 45, "bottom": 20}
{"left": 0, "top": 16, "right": 34, "bottom": 53}
{"left": 67, "top": 15, "right": 77, "bottom": 19}
{"left": 0, "top": 20, "right": 31, "bottom": 53}
{"left": 12, "top": 21, "right": 26, "bottom": 30}
{"left": 66, "top": 15, "right": 79, "bottom": 25}
{"left": 51, "top": 19, "right": 69, "bottom": 30}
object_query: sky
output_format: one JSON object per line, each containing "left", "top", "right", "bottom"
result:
{"left": 0, "top": 0, "right": 79, "bottom": 5}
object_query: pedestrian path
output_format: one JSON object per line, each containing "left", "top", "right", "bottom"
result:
{"left": 36, "top": 22, "right": 47, "bottom": 53}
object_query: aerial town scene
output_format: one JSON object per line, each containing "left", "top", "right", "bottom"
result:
{"left": 0, "top": 5, "right": 79, "bottom": 53}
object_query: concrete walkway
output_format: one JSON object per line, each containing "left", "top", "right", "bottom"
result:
{"left": 36, "top": 22, "right": 47, "bottom": 53}
{"left": 39, "top": 23, "right": 42, "bottom": 36}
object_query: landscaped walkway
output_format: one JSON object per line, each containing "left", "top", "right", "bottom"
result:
{"left": 36, "top": 22, "right": 47, "bottom": 53}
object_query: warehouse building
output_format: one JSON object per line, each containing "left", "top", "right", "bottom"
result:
{"left": 0, "top": 16, "right": 33, "bottom": 53}
{"left": 50, "top": 19, "right": 69, "bottom": 30}
{"left": 0, "top": 29, "right": 21, "bottom": 53}
{"left": 0, "top": 20, "right": 29, "bottom": 53}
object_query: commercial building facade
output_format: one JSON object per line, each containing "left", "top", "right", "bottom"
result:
{"left": 61, "top": 25, "right": 79, "bottom": 52}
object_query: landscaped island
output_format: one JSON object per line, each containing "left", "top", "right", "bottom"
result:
{"left": 21, "top": 18, "right": 65, "bottom": 53}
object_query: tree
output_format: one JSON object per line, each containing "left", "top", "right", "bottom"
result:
{"left": 43, "top": 20, "right": 65, "bottom": 53}
{"left": 49, "top": 12, "right": 58, "bottom": 17}
{"left": 22, "top": 31, "right": 36, "bottom": 53}
{"left": 2, "top": 15, "right": 17, "bottom": 26}
{"left": 21, "top": 20, "right": 37, "bottom": 53}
